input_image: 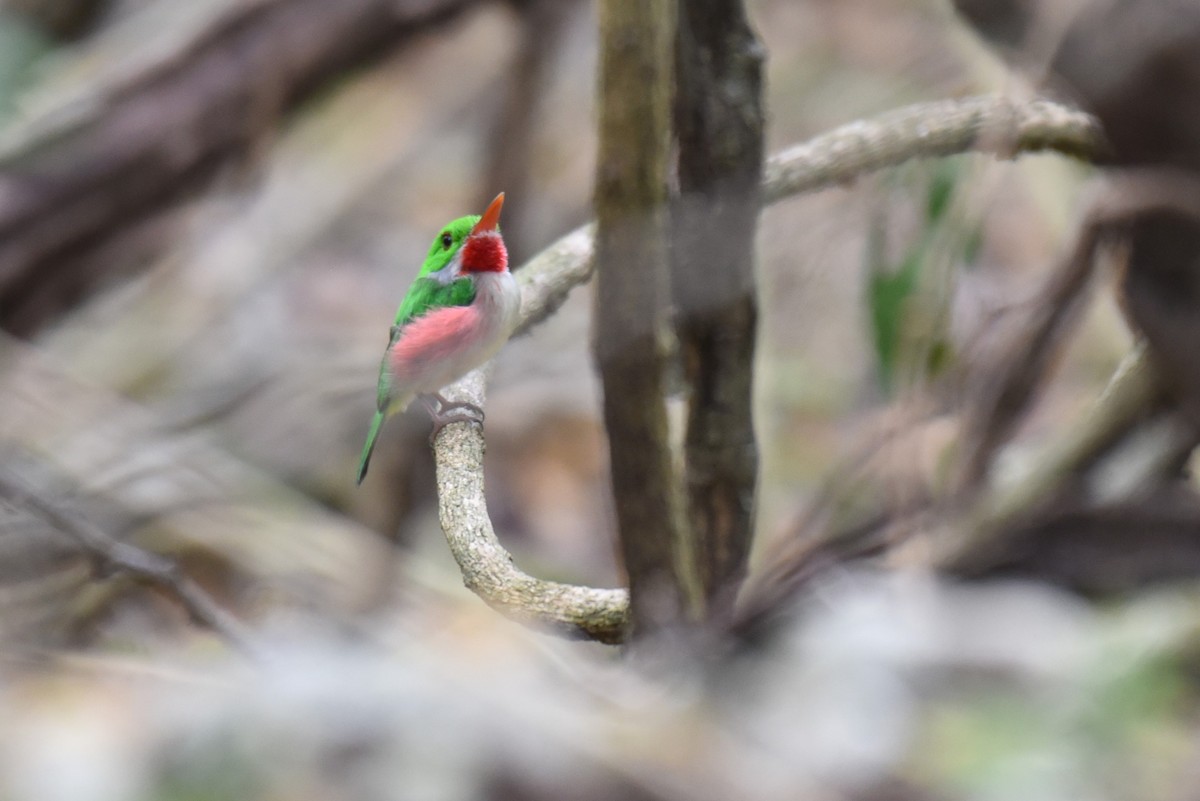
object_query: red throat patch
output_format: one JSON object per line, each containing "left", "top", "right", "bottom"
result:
{"left": 461, "top": 232, "right": 508, "bottom": 273}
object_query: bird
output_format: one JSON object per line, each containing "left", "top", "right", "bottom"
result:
{"left": 356, "top": 193, "right": 519, "bottom": 484}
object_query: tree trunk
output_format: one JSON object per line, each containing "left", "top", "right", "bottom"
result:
{"left": 591, "top": 0, "right": 688, "bottom": 637}
{"left": 671, "top": 0, "right": 765, "bottom": 621}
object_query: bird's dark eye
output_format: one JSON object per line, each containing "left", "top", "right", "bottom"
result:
{"left": 441, "top": 232, "right": 453, "bottom": 250}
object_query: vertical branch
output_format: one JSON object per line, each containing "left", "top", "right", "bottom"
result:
{"left": 592, "top": 0, "right": 687, "bottom": 635}
{"left": 671, "top": 0, "right": 765, "bottom": 619}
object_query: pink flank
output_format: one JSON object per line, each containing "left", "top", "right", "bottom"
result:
{"left": 385, "top": 265, "right": 521, "bottom": 408}
{"left": 389, "top": 306, "right": 482, "bottom": 389}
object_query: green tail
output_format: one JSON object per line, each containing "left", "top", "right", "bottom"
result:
{"left": 356, "top": 410, "right": 385, "bottom": 484}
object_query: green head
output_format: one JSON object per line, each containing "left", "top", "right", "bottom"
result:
{"left": 419, "top": 214, "right": 481, "bottom": 276}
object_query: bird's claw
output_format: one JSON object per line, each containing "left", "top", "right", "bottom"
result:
{"left": 428, "top": 407, "right": 485, "bottom": 445}
{"left": 421, "top": 393, "right": 485, "bottom": 445}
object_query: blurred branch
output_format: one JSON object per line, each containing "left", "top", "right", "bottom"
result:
{"left": 47, "top": 32, "right": 519, "bottom": 397}
{"left": 512, "top": 95, "right": 1102, "bottom": 338}
{"left": 732, "top": 346, "right": 1162, "bottom": 640}
{"left": 0, "top": 467, "right": 260, "bottom": 656}
{"left": 0, "top": 336, "right": 391, "bottom": 644}
{"left": 511, "top": 223, "right": 596, "bottom": 337}
{"left": 670, "top": 0, "right": 764, "bottom": 622}
{"left": 958, "top": 169, "right": 1200, "bottom": 488}
{"left": 959, "top": 343, "right": 1163, "bottom": 543}
{"left": 763, "top": 95, "right": 1101, "bottom": 202}
{"left": 735, "top": 173, "right": 1200, "bottom": 629}
{"left": 953, "top": 491, "right": 1200, "bottom": 593}
{"left": 942, "top": 171, "right": 1200, "bottom": 564}
{"left": 2, "top": 0, "right": 108, "bottom": 40}
{"left": 591, "top": 0, "right": 686, "bottom": 635}
{"left": 958, "top": 200, "right": 1110, "bottom": 487}
{"left": 0, "top": 0, "right": 486, "bottom": 336}
{"left": 432, "top": 93, "right": 1101, "bottom": 644}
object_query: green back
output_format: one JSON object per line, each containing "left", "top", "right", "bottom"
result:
{"left": 393, "top": 278, "right": 476, "bottom": 329}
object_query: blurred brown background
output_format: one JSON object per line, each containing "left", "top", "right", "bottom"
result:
{"left": 1, "top": 1, "right": 1188, "bottom": 799}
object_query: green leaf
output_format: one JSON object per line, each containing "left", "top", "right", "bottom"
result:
{"left": 0, "top": 13, "right": 51, "bottom": 117}
{"left": 865, "top": 158, "right": 982, "bottom": 394}
{"left": 868, "top": 247, "right": 921, "bottom": 393}
{"left": 925, "top": 157, "right": 961, "bottom": 225}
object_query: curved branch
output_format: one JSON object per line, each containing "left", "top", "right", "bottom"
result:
{"left": 432, "top": 93, "right": 1104, "bottom": 644}
{"left": 433, "top": 371, "right": 629, "bottom": 643}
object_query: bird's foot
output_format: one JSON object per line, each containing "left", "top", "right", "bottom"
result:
{"left": 420, "top": 393, "right": 485, "bottom": 445}
{"left": 428, "top": 392, "right": 484, "bottom": 419}
{"left": 428, "top": 408, "right": 485, "bottom": 445}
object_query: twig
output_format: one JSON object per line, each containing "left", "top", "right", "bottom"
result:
{"left": 955, "top": 169, "right": 1200, "bottom": 487}
{"left": 762, "top": 95, "right": 1102, "bottom": 202}
{"left": 0, "top": 469, "right": 261, "bottom": 658}
{"left": 434, "top": 94, "right": 1105, "bottom": 643}
{"left": 942, "top": 343, "right": 1161, "bottom": 567}
{"left": 958, "top": 202, "right": 1109, "bottom": 486}
{"left": 512, "top": 224, "right": 596, "bottom": 336}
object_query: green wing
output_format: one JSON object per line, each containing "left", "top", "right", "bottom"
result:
{"left": 375, "top": 276, "right": 475, "bottom": 411}
{"left": 393, "top": 276, "right": 476, "bottom": 328}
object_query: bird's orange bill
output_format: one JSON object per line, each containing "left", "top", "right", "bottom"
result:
{"left": 471, "top": 193, "right": 505, "bottom": 234}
